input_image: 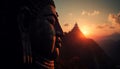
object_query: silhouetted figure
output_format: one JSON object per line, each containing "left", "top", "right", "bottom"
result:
{"left": 1, "top": 0, "right": 62, "bottom": 69}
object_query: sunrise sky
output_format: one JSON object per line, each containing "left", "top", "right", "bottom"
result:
{"left": 54, "top": 0, "right": 120, "bottom": 39}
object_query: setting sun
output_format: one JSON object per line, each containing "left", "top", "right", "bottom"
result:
{"left": 82, "top": 30, "right": 89, "bottom": 36}
{"left": 55, "top": 0, "right": 120, "bottom": 40}
{"left": 80, "top": 26, "right": 91, "bottom": 37}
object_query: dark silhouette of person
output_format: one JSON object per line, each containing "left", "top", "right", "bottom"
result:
{"left": 1, "top": 0, "right": 62, "bottom": 69}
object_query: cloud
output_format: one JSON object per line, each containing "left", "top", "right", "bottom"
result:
{"left": 64, "top": 23, "right": 69, "bottom": 26}
{"left": 109, "top": 26, "right": 115, "bottom": 29}
{"left": 68, "top": 13, "right": 73, "bottom": 16}
{"left": 81, "top": 10, "right": 100, "bottom": 16}
{"left": 108, "top": 12, "right": 120, "bottom": 25}
{"left": 97, "top": 25, "right": 104, "bottom": 29}
{"left": 96, "top": 24, "right": 116, "bottom": 29}
{"left": 96, "top": 24, "right": 108, "bottom": 29}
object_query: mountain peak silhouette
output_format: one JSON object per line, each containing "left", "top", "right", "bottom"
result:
{"left": 68, "top": 23, "right": 86, "bottom": 40}
{"left": 56, "top": 23, "right": 116, "bottom": 69}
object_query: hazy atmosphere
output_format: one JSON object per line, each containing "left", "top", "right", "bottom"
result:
{"left": 54, "top": 0, "right": 120, "bottom": 39}
{"left": 1, "top": 0, "right": 120, "bottom": 69}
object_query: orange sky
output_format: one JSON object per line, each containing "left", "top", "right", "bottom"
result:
{"left": 54, "top": 0, "right": 120, "bottom": 39}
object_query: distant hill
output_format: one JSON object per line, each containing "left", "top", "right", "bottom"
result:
{"left": 56, "top": 23, "right": 116, "bottom": 69}
{"left": 105, "top": 33, "right": 120, "bottom": 41}
{"left": 96, "top": 38, "right": 120, "bottom": 65}
{"left": 95, "top": 32, "right": 120, "bottom": 65}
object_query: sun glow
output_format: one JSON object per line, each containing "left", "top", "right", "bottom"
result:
{"left": 80, "top": 26, "right": 91, "bottom": 37}
{"left": 82, "top": 30, "right": 89, "bottom": 36}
